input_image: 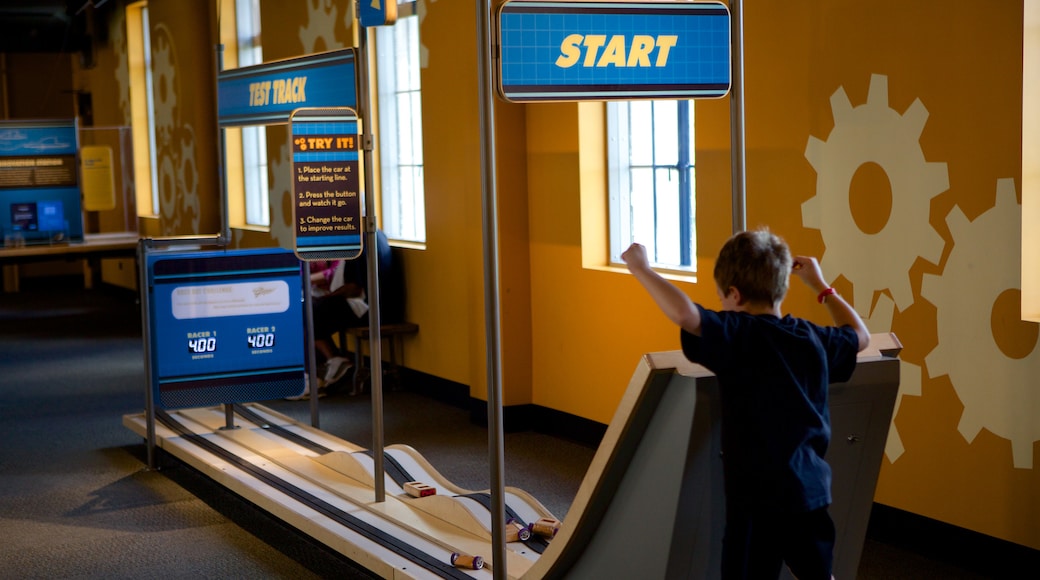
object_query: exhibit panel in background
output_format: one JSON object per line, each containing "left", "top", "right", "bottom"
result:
{"left": 0, "top": 119, "right": 84, "bottom": 245}
{"left": 145, "top": 247, "right": 308, "bottom": 407}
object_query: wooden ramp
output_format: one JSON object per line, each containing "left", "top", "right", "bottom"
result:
{"left": 524, "top": 334, "right": 901, "bottom": 579}
{"left": 124, "top": 334, "right": 899, "bottom": 579}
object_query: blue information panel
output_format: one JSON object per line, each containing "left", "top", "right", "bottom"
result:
{"left": 147, "top": 248, "right": 307, "bottom": 409}
{"left": 0, "top": 119, "right": 84, "bottom": 244}
{"left": 290, "top": 108, "right": 362, "bottom": 261}
{"left": 497, "top": 1, "right": 731, "bottom": 102}
{"left": 217, "top": 49, "right": 357, "bottom": 127}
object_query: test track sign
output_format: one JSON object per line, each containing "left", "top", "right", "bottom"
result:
{"left": 496, "top": 0, "right": 731, "bottom": 102}
{"left": 217, "top": 49, "right": 357, "bottom": 127}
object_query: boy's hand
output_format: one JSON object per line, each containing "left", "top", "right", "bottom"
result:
{"left": 792, "top": 256, "right": 828, "bottom": 293}
{"left": 621, "top": 243, "right": 650, "bottom": 272}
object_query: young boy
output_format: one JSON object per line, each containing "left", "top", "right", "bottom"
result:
{"left": 622, "top": 229, "right": 870, "bottom": 580}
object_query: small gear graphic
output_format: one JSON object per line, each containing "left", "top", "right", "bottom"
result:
{"left": 418, "top": 0, "right": 436, "bottom": 68}
{"left": 922, "top": 179, "right": 1040, "bottom": 469}
{"left": 151, "top": 24, "right": 178, "bottom": 146}
{"left": 802, "top": 74, "right": 948, "bottom": 313}
{"left": 299, "top": 0, "right": 343, "bottom": 54}
{"left": 864, "top": 293, "right": 923, "bottom": 463}
{"left": 176, "top": 128, "right": 201, "bottom": 233}
{"left": 267, "top": 143, "right": 293, "bottom": 248}
{"left": 112, "top": 14, "right": 131, "bottom": 126}
{"left": 158, "top": 154, "right": 177, "bottom": 222}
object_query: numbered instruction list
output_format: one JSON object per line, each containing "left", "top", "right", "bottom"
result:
{"left": 291, "top": 124, "right": 362, "bottom": 254}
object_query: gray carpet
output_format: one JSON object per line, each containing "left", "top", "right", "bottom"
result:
{"left": 0, "top": 277, "right": 1014, "bottom": 578}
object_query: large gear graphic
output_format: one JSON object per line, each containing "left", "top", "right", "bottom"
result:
{"left": 418, "top": 0, "right": 436, "bottom": 68}
{"left": 864, "top": 293, "right": 923, "bottom": 463}
{"left": 802, "top": 74, "right": 948, "bottom": 314}
{"left": 922, "top": 179, "right": 1040, "bottom": 469}
{"left": 300, "top": 0, "right": 343, "bottom": 54}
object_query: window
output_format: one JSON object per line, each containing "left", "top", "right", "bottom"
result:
{"left": 375, "top": 13, "right": 425, "bottom": 243}
{"left": 608, "top": 100, "right": 696, "bottom": 271}
{"left": 235, "top": 0, "right": 268, "bottom": 227}
{"left": 127, "top": 1, "right": 159, "bottom": 216}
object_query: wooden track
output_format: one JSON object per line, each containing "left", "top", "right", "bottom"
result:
{"left": 124, "top": 333, "right": 900, "bottom": 579}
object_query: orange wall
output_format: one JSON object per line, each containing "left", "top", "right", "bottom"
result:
{"left": 68, "top": 0, "right": 1040, "bottom": 552}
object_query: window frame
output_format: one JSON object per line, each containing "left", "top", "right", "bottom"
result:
{"left": 374, "top": 11, "right": 426, "bottom": 244}
{"left": 607, "top": 99, "right": 697, "bottom": 273}
{"left": 127, "top": 1, "right": 159, "bottom": 218}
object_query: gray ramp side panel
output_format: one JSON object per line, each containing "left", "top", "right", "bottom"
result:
{"left": 563, "top": 372, "right": 699, "bottom": 579}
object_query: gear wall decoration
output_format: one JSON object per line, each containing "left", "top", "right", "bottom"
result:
{"left": 267, "top": 143, "right": 293, "bottom": 248}
{"left": 151, "top": 25, "right": 178, "bottom": 147}
{"left": 864, "top": 294, "right": 923, "bottom": 462}
{"left": 175, "top": 127, "right": 201, "bottom": 234}
{"left": 112, "top": 11, "right": 131, "bottom": 126}
{"left": 300, "top": 0, "right": 343, "bottom": 54}
{"left": 922, "top": 179, "right": 1040, "bottom": 469}
{"left": 802, "top": 74, "right": 948, "bottom": 314}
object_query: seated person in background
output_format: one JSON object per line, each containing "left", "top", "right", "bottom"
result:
{"left": 309, "top": 259, "right": 341, "bottom": 298}
{"left": 312, "top": 229, "right": 394, "bottom": 390}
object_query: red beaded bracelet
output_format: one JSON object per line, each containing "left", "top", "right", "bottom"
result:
{"left": 817, "top": 287, "right": 837, "bottom": 304}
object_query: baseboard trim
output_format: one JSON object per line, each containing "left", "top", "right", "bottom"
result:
{"left": 866, "top": 502, "right": 1040, "bottom": 574}
{"left": 397, "top": 367, "right": 604, "bottom": 448}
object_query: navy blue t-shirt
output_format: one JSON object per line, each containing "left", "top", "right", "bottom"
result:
{"left": 681, "top": 305, "right": 859, "bottom": 513}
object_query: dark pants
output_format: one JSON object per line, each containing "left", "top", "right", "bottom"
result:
{"left": 721, "top": 504, "right": 835, "bottom": 580}
{"left": 312, "top": 295, "right": 365, "bottom": 348}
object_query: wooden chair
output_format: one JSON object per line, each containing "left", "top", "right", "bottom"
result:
{"left": 339, "top": 322, "right": 419, "bottom": 394}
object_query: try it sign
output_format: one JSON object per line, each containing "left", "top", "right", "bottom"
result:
{"left": 496, "top": 0, "right": 731, "bottom": 102}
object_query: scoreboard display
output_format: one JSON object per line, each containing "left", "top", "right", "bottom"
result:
{"left": 146, "top": 248, "right": 307, "bottom": 409}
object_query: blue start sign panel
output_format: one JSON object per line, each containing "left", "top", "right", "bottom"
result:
{"left": 497, "top": 0, "right": 731, "bottom": 102}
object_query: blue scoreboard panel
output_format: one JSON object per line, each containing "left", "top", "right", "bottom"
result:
{"left": 146, "top": 248, "right": 307, "bottom": 409}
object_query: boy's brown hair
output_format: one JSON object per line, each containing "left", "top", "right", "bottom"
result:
{"left": 713, "top": 229, "right": 793, "bottom": 306}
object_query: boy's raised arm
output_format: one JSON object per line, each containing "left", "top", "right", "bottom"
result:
{"left": 622, "top": 243, "right": 702, "bottom": 336}
{"left": 792, "top": 256, "right": 870, "bottom": 352}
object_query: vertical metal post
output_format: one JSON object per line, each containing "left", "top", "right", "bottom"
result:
{"left": 138, "top": 239, "right": 157, "bottom": 469}
{"left": 221, "top": 403, "right": 238, "bottom": 430}
{"left": 730, "top": 0, "right": 747, "bottom": 234}
{"left": 304, "top": 277, "right": 320, "bottom": 428}
{"left": 477, "top": 1, "right": 507, "bottom": 577}
{"left": 357, "top": 19, "right": 386, "bottom": 503}
{"left": 215, "top": 43, "right": 231, "bottom": 245}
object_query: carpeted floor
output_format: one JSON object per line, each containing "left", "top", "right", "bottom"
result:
{"left": 0, "top": 277, "right": 1026, "bottom": 578}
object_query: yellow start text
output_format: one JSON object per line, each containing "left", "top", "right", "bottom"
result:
{"left": 555, "top": 34, "right": 678, "bottom": 68}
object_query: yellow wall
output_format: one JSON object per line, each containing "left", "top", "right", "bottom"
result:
{"left": 64, "top": 0, "right": 1040, "bottom": 553}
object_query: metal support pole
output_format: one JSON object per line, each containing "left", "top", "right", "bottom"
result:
{"left": 477, "top": 1, "right": 507, "bottom": 577}
{"left": 138, "top": 239, "right": 157, "bottom": 469}
{"left": 304, "top": 277, "right": 320, "bottom": 428}
{"left": 357, "top": 20, "right": 386, "bottom": 503}
{"left": 730, "top": 0, "right": 747, "bottom": 234}
{"left": 137, "top": 234, "right": 225, "bottom": 470}
{"left": 221, "top": 403, "right": 238, "bottom": 430}
{"left": 215, "top": 43, "right": 230, "bottom": 245}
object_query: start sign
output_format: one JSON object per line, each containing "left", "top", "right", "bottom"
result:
{"left": 496, "top": 0, "right": 731, "bottom": 102}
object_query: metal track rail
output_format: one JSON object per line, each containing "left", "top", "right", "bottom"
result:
{"left": 155, "top": 409, "right": 474, "bottom": 579}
